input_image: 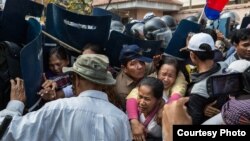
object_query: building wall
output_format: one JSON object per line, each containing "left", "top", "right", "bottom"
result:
{"left": 93, "top": 0, "right": 183, "bottom": 6}
{"left": 34, "top": 0, "right": 250, "bottom": 24}
{"left": 135, "top": 9, "right": 163, "bottom": 20}
{"left": 179, "top": 0, "right": 241, "bottom": 8}
{"left": 173, "top": 2, "right": 250, "bottom": 23}
{"left": 93, "top": 0, "right": 127, "bottom": 5}
{"left": 92, "top": 0, "right": 181, "bottom": 20}
{"left": 179, "top": 0, "right": 206, "bottom": 8}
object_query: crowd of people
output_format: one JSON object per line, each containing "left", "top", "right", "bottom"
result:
{"left": 0, "top": 7, "right": 250, "bottom": 141}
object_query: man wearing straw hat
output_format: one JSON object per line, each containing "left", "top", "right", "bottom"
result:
{"left": 0, "top": 54, "right": 132, "bottom": 141}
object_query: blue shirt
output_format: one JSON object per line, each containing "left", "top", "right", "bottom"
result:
{"left": 0, "top": 90, "right": 132, "bottom": 141}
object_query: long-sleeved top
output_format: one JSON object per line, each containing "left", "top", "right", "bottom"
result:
{"left": 187, "top": 62, "right": 228, "bottom": 125}
{"left": 0, "top": 90, "right": 132, "bottom": 141}
{"left": 139, "top": 114, "right": 162, "bottom": 138}
{"left": 115, "top": 62, "right": 155, "bottom": 110}
{"left": 126, "top": 71, "right": 187, "bottom": 100}
{"left": 45, "top": 70, "right": 71, "bottom": 90}
{"left": 126, "top": 71, "right": 187, "bottom": 120}
{"left": 224, "top": 52, "right": 240, "bottom": 66}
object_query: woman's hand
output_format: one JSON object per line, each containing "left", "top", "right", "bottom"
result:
{"left": 38, "top": 74, "right": 58, "bottom": 101}
{"left": 38, "top": 88, "right": 57, "bottom": 101}
{"left": 130, "top": 119, "right": 147, "bottom": 141}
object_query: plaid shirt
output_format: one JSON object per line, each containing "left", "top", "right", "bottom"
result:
{"left": 50, "top": 74, "right": 71, "bottom": 89}
{"left": 221, "top": 99, "right": 250, "bottom": 124}
{"left": 46, "top": 71, "right": 71, "bottom": 90}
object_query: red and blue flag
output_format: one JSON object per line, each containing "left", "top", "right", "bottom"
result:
{"left": 205, "top": 0, "right": 229, "bottom": 20}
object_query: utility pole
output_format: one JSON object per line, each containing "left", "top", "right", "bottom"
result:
{"left": 189, "top": 0, "right": 192, "bottom": 9}
{"left": 105, "top": 0, "right": 112, "bottom": 10}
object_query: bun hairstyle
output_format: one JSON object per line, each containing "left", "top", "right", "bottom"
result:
{"left": 199, "top": 43, "right": 212, "bottom": 52}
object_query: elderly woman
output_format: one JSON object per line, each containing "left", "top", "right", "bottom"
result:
{"left": 126, "top": 55, "right": 187, "bottom": 140}
{"left": 136, "top": 77, "right": 164, "bottom": 140}
{"left": 45, "top": 47, "right": 70, "bottom": 89}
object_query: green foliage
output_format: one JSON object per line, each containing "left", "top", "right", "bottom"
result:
{"left": 48, "top": 0, "right": 93, "bottom": 15}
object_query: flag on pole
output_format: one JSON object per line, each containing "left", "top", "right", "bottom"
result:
{"left": 205, "top": 0, "right": 229, "bottom": 20}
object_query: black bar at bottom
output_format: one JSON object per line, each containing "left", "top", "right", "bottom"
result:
{"left": 173, "top": 125, "right": 250, "bottom": 141}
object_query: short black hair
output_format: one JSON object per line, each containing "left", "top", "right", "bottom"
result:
{"left": 138, "top": 77, "right": 164, "bottom": 100}
{"left": 82, "top": 43, "right": 104, "bottom": 54}
{"left": 201, "top": 28, "right": 217, "bottom": 42}
{"left": 231, "top": 28, "right": 250, "bottom": 45}
{"left": 49, "top": 46, "right": 69, "bottom": 61}
{"left": 192, "top": 43, "right": 215, "bottom": 61}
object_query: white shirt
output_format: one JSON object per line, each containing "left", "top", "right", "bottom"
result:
{"left": 162, "top": 90, "right": 169, "bottom": 103}
{"left": 202, "top": 113, "right": 225, "bottom": 125}
{"left": 0, "top": 0, "right": 6, "bottom": 10}
{"left": 0, "top": 90, "right": 132, "bottom": 141}
{"left": 139, "top": 114, "right": 162, "bottom": 138}
{"left": 62, "top": 85, "right": 74, "bottom": 98}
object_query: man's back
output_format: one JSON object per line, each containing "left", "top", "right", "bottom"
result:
{"left": 2, "top": 90, "right": 132, "bottom": 141}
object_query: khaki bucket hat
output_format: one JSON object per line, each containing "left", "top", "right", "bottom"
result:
{"left": 63, "top": 54, "right": 116, "bottom": 85}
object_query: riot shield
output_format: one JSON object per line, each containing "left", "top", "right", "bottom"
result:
{"left": 164, "top": 19, "right": 201, "bottom": 60}
{"left": 27, "top": 0, "right": 44, "bottom": 17}
{"left": 208, "top": 17, "right": 230, "bottom": 38}
{"left": 240, "top": 16, "right": 250, "bottom": 29}
{"left": 92, "top": 7, "right": 120, "bottom": 21}
{"left": 0, "top": 0, "right": 44, "bottom": 43}
{"left": 0, "top": 0, "right": 28, "bottom": 43}
{"left": 105, "top": 31, "right": 162, "bottom": 68}
{"left": 45, "top": 3, "right": 111, "bottom": 54}
{"left": 20, "top": 18, "right": 43, "bottom": 109}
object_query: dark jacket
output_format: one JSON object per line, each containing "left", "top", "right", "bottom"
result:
{"left": 186, "top": 62, "right": 227, "bottom": 124}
